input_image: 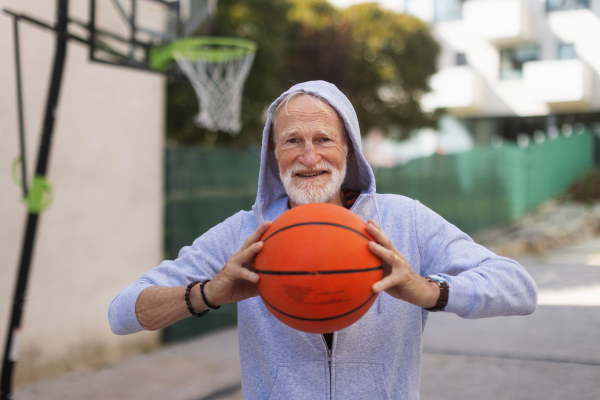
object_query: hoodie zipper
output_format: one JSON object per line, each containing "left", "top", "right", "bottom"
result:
{"left": 322, "top": 335, "right": 333, "bottom": 400}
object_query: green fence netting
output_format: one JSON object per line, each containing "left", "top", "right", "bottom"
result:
{"left": 162, "top": 147, "right": 261, "bottom": 343}
{"left": 376, "top": 132, "right": 594, "bottom": 233}
{"left": 162, "top": 131, "right": 594, "bottom": 342}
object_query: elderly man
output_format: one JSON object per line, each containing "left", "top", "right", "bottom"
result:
{"left": 110, "top": 81, "right": 537, "bottom": 400}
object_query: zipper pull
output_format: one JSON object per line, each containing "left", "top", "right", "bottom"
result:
{"left": 328, "top": 349, "right": 332, "bottom": 358}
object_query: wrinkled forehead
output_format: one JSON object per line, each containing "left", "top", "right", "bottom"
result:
{"left": 272, "top": 92, "right": 346, "bottom": 139}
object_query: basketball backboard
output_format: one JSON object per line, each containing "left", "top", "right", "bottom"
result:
{"left": 88, "top": 0, "right": 216, "bottom": 73}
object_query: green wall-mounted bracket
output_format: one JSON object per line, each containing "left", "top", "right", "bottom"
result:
{"left": 12, "top": 157, "right": 53, "bottom": 214}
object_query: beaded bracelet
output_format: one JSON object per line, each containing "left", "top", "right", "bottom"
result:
{"left": 185, "top": 281, "right": 208, "bottom": 317}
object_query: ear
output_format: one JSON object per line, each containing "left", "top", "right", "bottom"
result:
{"left": 346, "top": 143, "right": 354, "bottom": 161}
{"left": 344, "top": 130, "right": 354, "bottom": 161}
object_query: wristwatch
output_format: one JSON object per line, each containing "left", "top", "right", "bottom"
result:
{"left": 425, "top": 275, "right": 449, "bottom": 312}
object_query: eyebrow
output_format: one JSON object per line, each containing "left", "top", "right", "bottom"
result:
{"left": 279, "top": 129, "right": 298, "bottom": 142}
{"left": 316, "top": 129, "right": 334, "bottom": 137}
{"left": 279, "top": 129, "right": 337, "bottom": 142}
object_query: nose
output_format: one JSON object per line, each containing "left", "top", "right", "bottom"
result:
{"left": 299, "top": 142, "right": 321, "bottom": 168}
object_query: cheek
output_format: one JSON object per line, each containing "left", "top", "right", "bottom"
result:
{"left": 327, "top": 144, "right": 348, "bottom": 166}
{"left": 277, "top": 150, "right": 297, "bottom": 172}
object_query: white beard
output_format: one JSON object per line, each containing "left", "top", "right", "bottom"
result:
{"left": 280, "top": 160, "right": 347, "bottom": 205}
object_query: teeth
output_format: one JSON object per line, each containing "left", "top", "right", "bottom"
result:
{"left": 297, "top": 172, "right": 325, "bottom": 177}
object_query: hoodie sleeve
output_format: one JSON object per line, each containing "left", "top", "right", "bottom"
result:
{"left": 414, "top": 200, "right": 538, "bottom": 319}
{"left": 108, "top": 211, "right": 247, "bottom": 335}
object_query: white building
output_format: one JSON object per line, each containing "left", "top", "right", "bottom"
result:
{"left": 407, "top": 0, "right": 600, "bottom": 145}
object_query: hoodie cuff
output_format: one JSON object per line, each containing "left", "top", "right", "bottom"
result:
{"left": 439, "top": 273, "right": 477, "bottom": 317}
{"left": 108, "top": 281, "right": 155, "bottom": 335}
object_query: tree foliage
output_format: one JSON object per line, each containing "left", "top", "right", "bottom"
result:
{"left": 166, "top": 0, "right": 440, "bottom": 146}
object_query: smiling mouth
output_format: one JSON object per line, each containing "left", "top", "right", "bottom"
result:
{"left": 295, "top": 171, "right": 328, "bottom": 178}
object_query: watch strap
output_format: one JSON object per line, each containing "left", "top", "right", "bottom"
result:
{"left": 425, "top": 276, "right": 449, "bottom": 312}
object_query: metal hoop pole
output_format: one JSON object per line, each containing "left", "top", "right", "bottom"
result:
{"left": 1, "top": 0, "right": 69, "bottom": 398}
{"left": 13, "top": 15, "right": 28, "bottom": 198}
{"left": 129, "top": 0, "right": 137, "bottom": 60}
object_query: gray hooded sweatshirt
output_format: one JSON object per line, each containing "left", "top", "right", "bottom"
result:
{"left": 109, "top": 81, "right": 538, "bottom": 400}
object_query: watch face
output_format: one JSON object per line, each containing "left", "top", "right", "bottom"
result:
{"left": 427, "top": 274, "right": 449, "bottom": 284}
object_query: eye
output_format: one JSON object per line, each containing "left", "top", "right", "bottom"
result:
{"left": 288, "top": 138, "right": 298, "bottom": 144}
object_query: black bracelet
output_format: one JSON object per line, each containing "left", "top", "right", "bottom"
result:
{"left": 185, "top": 281, "right": 208, "bottom": 317}
{"left": 201, "top": 280, "right": 221, "bottom": 310}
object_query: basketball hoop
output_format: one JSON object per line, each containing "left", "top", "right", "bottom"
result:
{"left": 151, "top": 37, "right": 257, "bottom": 136}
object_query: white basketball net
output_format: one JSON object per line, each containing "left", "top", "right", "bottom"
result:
{"left": 174, "top": 50, "right": 255, "bottom": 136}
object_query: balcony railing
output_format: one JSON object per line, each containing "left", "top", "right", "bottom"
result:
{"left": 421, "top": 66, "right": 483, "bottom": 114}
{"left": 464, "top": 0, "right": 533, "bottom": 45}
{"left": 434, "top": 0, "right": 464, "bottom": 23}
{"left": 547, "top": 0, "right": 590, "bottom": 13}
{"left": 523, "top": 59, "right": 592, "bottom": 109}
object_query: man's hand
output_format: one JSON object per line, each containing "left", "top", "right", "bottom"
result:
{"left": 203, "top": 220, "right": 272, "bottom": 307}
{"left": 366, "top": 219, "right": 440, "bottom": 309}
{"left": 135, "top": 221, "right": 271, "bottom": 331}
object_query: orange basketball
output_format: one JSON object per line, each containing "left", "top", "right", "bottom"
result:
{"left": 255, "top": 203, "right": 383, "bottom": 333}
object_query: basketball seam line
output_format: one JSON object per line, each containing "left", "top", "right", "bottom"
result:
{"left": 262, "top": 222, "right": 371, "bottom": 243}
{"left": 259, "top": 291, "right": 378, "bottom": 322}
{"left": 255, "top": 265, "right": 384, "bottom": 275}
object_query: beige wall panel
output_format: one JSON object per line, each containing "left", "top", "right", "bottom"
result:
{"left": 0, "top": 0, "right": 164, "bottom": 385}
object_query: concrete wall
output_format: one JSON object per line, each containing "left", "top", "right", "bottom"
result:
{"left": 0, "top": 0, "right": 164, "bottom": 385}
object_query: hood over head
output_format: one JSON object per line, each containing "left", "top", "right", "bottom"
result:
{"left": 252, "top": 81, "right": 376, "bottom": 223}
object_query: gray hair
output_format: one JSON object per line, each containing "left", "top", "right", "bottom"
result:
{"left": 272, "top": 91, "right": 331, "bottom": 127}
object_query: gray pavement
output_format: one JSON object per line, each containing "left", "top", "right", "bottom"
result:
{"left": 14, "top": 237, "right": 600, "bottom": 399}
{"left": 15, "top": 329, "right": 244, "bottom": 400}
{"left": 421, "top": 236, "right": 600, "bottom": 399}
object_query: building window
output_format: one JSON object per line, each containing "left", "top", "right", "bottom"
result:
{"left": 456, "top": 53, "right": 467, "bottom": 66}
{"left": 558, "top": 43, "right": 577, "bottom": 59}
{"left": 499, "top": 45, "right": 540, "bottom": 80}
{"left": 434, "top": 0, "right": 463, "bottom": 23}
{"left": 546, "top": 0, "right": 590, "bottom": 12}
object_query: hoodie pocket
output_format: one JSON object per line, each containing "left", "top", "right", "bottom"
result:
{"left": 268, "top": 362, "right": 328, "bottom": 400}
{"left": 334, "top": 361, "right": 391, "bottom": 400}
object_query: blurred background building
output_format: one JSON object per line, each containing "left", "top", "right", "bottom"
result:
{"left": 408, "top": 0, "right": 600, "bottom": 146}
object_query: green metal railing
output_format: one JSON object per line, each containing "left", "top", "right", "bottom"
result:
{"left": 162, "top": 131, "right": 594, "bottom": 342}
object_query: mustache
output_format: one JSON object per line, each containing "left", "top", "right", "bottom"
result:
{"left": 286, "top": 161, "right": 333, "bottom": 176}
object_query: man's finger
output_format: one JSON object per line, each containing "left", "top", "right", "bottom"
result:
{"left": 230, "top": 262, "right": 260, "bottom": 283}
{"left": 372, "top": 274, "right": 404, "bottom": 293}
{"left": 366, "top": 220, "right": 393, "bottom": 249}
{"left": 368, "top": 241, "right": 398, "bottom": 266}
{"left": 367, "top": 218, "right": 381, "bottom": 229}
{"left": 234, "top": 242, "right": 264, "bottom": 270}
{"left": 240, "top": 221, "right": 271, "bottom": 251}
